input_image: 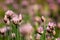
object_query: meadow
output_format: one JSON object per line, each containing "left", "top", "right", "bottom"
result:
{"left": 0, "top": 0, "right": 60, "bottom": 40}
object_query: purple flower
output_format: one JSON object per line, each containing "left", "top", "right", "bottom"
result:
{"left": 5, "top": 10, "right": 17, "bottom": 20}
{"left": 5, "top": 10, "right": 15, "bottom": 18}
{"left": 21, "top": 0, "right": 29, "bottom": 8}
{"left": 48, "top": 22, "right": 56, "bottom": 28}
{"left": 0, "top": 26, "right": 10, "bottom": 34}
{"left": 37, "top": 26, "right": 44, "bottom": 34}
{"left": 11, "top": 16, "right": 19, "bottom": 25}
{"left": 46, "top": 27, "right": 51, "bottom": 31}
{"left": 19, "top": 23, "right": 34, "bottom": 36}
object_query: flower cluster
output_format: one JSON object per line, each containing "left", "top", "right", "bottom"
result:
{"left": 4, "top": 10, "right": 22, "bottom": 25}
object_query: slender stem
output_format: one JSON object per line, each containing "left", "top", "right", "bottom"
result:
{"left": 15, "top": 25, "right": 20, "bottom": 40}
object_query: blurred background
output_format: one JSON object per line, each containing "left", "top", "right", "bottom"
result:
{"left": 0, "top": 0, "right": 60, "bottom": 24}
{"left": 0, "top": 0, "right": 60, "bottom": 40}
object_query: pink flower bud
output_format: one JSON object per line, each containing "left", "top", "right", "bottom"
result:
{"left": 6, "top": 20, "right": 10, "bottom": 25}
{"left": 48, "top": 22, "right": 56, "bottom": 27}
{"left": 5, "top": 10, "right": 15, "bottom": 17}
{"left": 37, "top": 26, "right": 44, "bottom": 34}
{"left": 11, "top": 16, "right": 19, "bottom": 24}
{"left": 4, "top": 15, "right": 10, "bottom": 25}
{"left": 18, "top": 14, "right": 22, "bottom": 22}
{"left": 11, "top": 14, "right": 18, "bottom": 19}
{"left": 0, "top": 26, "right": 11, "bottom": 36}
{"left": 46, "top": 27, "right": 51, "bottom": 32}
{"left": 41, "top": 16, "right": 46, "bottom": 22}
{"left": 0, "top": 27, "right": 7, "bottom": 34}
{"left": 11, "top": 33, "right": 16, "bottom": 38}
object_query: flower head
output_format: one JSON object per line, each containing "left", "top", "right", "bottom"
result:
{"left": 11, "top": 16, "right": 19, "bottom": 25}
{"left": 5, "top": 10, "right": 15, "bottom": 18}
{"left": 48, "top": 22, "right": 56, "bottom": 29}
{"left": 37, "top": 26, "right": 44, "bottom": 34}
{"left": 19, "top": 23, "right": 33, "bottom": 36}
{"left": 21, "top": 0, "right": 29, "bottom": 8}
{"left": 4, "top": 15, "right": 10, "bottom": 25}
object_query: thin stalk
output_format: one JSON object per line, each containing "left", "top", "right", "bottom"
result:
{"left": 15, "top": 25, "right": 20, "bottom": 40}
